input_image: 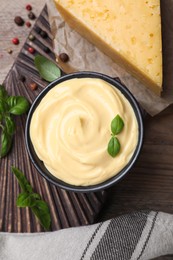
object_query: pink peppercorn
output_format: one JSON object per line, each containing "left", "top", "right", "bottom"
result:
{"left": 26, "top": 4, "right": 32, "bottom": 11}
{"left": 26, "top": 21, "right": 31, "bottom": 27}
{"left": 12, "top": 38, "right": 19, "bottom": 45}
{"left": 28, "top": 47, "right": 35, "bottom": 54}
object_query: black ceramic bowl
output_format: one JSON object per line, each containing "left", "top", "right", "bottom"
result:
{"left": 25, "top": 71, "right": 144, "bottom": 193}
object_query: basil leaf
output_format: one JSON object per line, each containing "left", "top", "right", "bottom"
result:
{"left": 0, "top": 85, "right": 8, "bottom": 100}
{"left": 32, "top": 200, "right": 51, "bottom": 230}
{"left": 11, "top": 167, "right": 33, "bottom": 193}
{"left": 4, "top": 116, "right": 15, "bottom": 135}
{"left": 8, "top": 96, "right": 30, "bottom": 115}
{"left": 12, "top": 167, "right": 51, "bottom": 231}
{"left": 17, "top": 193, "right": 37, "bottom": 207}
{"left": 34, "top": 55, "right": 61, "bottom": 82}
{"left": 0, "top": 128, "right": 13, "bottom": 158}
{"left": 17, "top": 193, "right": 41, "bottom": 207}
{"left": 107, "top": 136, "right": 120, "bottom": 157}
{"left": 31, "top": 193, "right": 41, "bottom": 200}
{"left": 111, "top": 114, "right": 124, "bottom": 135}
{"left": 7, "top": 96, "right": 17, "bottom": 108}
{"left": 0, "top": 98, "right": 8, "bottom": 113}
{"left": 0, "top": 91, "right": 30, "bottom": 158}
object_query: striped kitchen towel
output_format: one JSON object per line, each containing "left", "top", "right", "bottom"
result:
{"left": 0, "top": 211, "right": 173, "bottom": 260}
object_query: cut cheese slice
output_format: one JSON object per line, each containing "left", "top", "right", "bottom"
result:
{"left": 54, "top": 0, "right": 163, "bottom": 95}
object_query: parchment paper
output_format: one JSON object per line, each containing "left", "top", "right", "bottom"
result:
{"left": 47, "top": 0, "right": 173, "bottom": 116}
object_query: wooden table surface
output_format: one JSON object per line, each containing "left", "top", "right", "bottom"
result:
{"left": 1, "top": 1, "right": 173, "bottom": 259}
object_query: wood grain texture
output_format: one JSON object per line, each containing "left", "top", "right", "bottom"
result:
{"left": 0, "top": 6, "right": 106, "bottom": 233}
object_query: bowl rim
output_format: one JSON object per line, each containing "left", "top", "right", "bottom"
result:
{"left": 25, "top": 71, "right": 144, "bottom": 193}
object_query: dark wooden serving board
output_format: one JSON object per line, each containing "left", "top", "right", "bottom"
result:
{"left": 0, "top": 5, "right": 106, "bottom": 233}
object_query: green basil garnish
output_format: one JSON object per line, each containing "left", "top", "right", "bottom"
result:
{"left": 111, "top": 114, "right": 124, "bottom": 135}
{"left": 107, "top": 114, "right": 124, "bottom": 158}
{"left": 107, "top": 136, "right": 120, "bottom": 157}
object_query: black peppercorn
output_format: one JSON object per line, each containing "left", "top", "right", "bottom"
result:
{"left": 19, "top": 75, "right": 26, "bottom": 82}
{"left": 43, "top": 46, "right": 50, "bottom": 53}
{"left": 14, "top": 16, "right": 24, "bottom": 26}
{"left": 28, "top": 12, "right": 36, "bottom": 20}
{"left": 59, "top": 53, "right": 69, "bottom": 63}
{"left": 35, "top": 26, "right": 41, "bottom": 34}
{"left": 40, "top": 30, "right": 48, "bottom": 39}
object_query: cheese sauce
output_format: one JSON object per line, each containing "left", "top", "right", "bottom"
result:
{"left": 30, "top": 78, "right": 138, "bottom": 186}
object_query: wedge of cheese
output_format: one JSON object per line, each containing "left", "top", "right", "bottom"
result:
{"left": 54, "top": 0, "right": 162, "bottom": 95}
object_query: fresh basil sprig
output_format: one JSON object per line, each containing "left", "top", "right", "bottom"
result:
{"left": 107, "top": 114, "right": 124, "bottom": 157}
{"left": 34, "top": 55, "right": 61, "bottom": 82}
{"left": 0, "top": 85, "right": 30, "bottom": 158}
{"left": 12, "top": 167, "right": 51, "bottom": 231}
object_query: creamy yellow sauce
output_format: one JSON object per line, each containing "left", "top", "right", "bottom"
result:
{"left": 30, "top": 78, "right": 138, "bottom": 186}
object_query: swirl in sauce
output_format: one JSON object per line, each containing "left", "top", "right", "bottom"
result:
{"left": 30, "top": 78, "right": 138, "bottom": 186}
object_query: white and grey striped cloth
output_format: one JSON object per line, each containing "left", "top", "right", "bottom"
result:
{"left": 0, "top": 211, "right": 173, "bottom": 260}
